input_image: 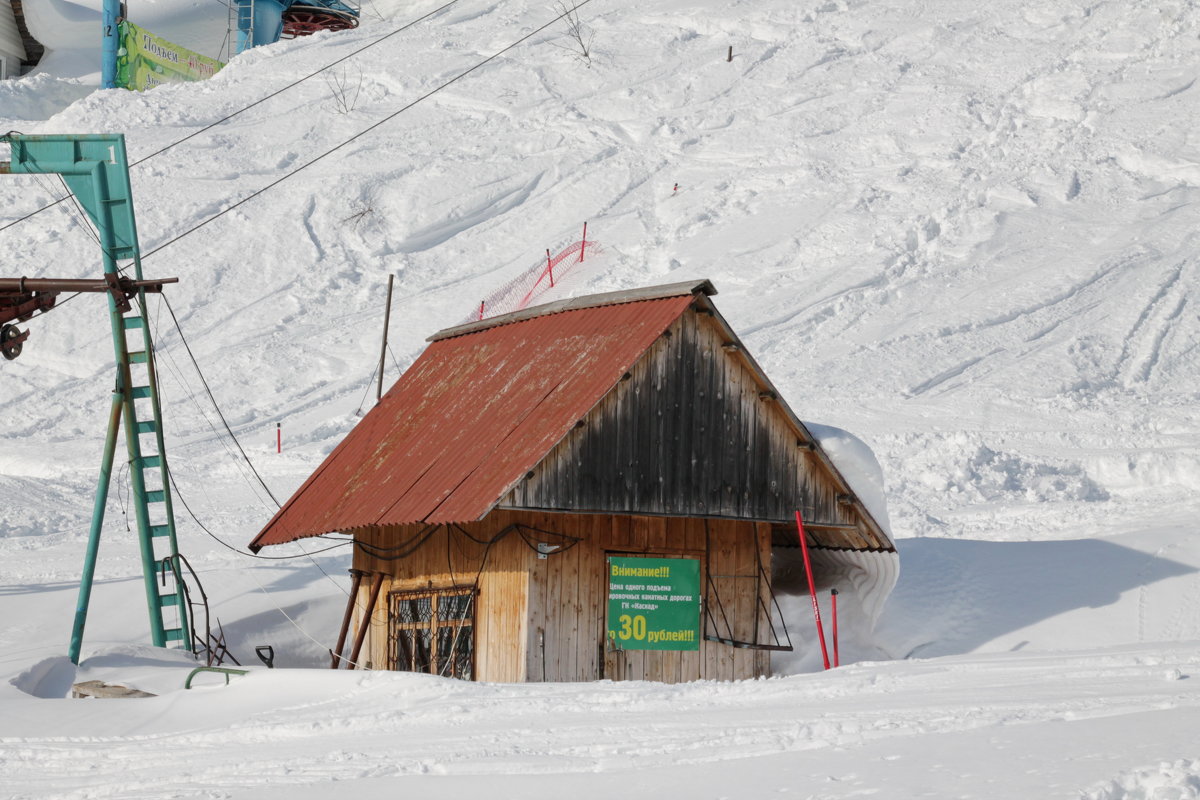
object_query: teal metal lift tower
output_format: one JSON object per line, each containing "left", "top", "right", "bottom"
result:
{"left": 0, "top": 133, "right": 192, "bottom": 663}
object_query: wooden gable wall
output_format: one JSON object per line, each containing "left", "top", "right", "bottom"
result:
{"left": 501, "top": 305, "right": 888, "bottom": 550}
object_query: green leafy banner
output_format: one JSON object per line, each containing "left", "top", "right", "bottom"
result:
{"left": 607, "top": 556, "right": 701, "bottom": 651}
{"left": 116, "top": 21, "right": 223, "bottom": 91}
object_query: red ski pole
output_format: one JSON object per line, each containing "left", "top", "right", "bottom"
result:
{"left": 795, "top": 509, "right": 831, "bottom": 670}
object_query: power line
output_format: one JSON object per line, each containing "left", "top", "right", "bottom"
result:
{"left": 0, "top": 186, "right": 68, "bottom": 235}
{"left": 140, "top": 0, "right": 598, "bottom": 261}
{"left": 166, "top": 462, "right": 350, "bottom": 559}
{"left": 130, "top": 0, "right": 461, "bottom": 168}
{"left": 160, "top": 294, "right": 282, "bottom": 506}
{"left": 0, "top": 1, "right": 461, "bottom": 236}
{"left": 55, "top": 176, "right": 104, "bottom": 250}
{"left": 148, "top": 295, "right": 353, "bottom": 597}
{"left": 150, "top": 312, "right": 280, "bottom": 512}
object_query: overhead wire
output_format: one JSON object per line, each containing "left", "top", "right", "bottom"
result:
{"left": 354, "top": 361, "right": 379, "bottom": 415}
{"left": 0, "top": 179, "right": 70, "bottom": 234}
{"left": 147, "top": 299, "right": 279, "bottom": 512}
{"left": 439, "top": 524, "right": 498, "bottom": 677}
{"left": 156, "top": 339, "right": 280, "bottom": 511}
{"left": 140, "top": 292, "right": 354, "bottom": 614}
{"left": 127, "top": 0, "right": 601, "bottom": 565}
{"left": 55, "top": 176, "right": 104, "bottom": 250}
{"left": 0, "top": 0, "right": 462, "bottom": 237}
{"left": 139, "top": 0, "right": 598, "bottom": 262}
{"left": 0, "top": 177, "right": 104, "bottom": 330}
{"left": 159, "top": 293, "right": 282, "bottom": 507}
{"left": 6, "top": 0, "right": 601, "bottom": 659}
{"left": 352, "top": 525, "right": 442, "bottom": 561}
{"left": 237, "top": 536, "right": 369, "bottom": 667}
{"left": 128, "top": 0, "right": 462, "bottom": 168}
{"left": 165, "top": 462, "right": 350, "bottom": 559}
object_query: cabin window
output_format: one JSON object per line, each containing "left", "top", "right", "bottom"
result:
{"left": 387, "top": 586, "right": 476, "bottom": 679}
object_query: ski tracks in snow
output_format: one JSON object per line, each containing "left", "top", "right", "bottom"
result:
{"left": 4, "top": 647, "right": 1200, "bottom": 798}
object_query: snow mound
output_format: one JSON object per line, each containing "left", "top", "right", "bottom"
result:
{"left": 1083, "top": 760, "right": 1200, "bottom": 800}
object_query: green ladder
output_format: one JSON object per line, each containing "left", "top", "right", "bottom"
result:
{"left": 112, "top": 293, "right": 191, "bottom": 651}
{"left": 1, "top": 134, "right": 192, "bottom": 662}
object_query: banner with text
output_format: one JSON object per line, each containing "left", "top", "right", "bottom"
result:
{"left": 607, "top": 556, "right": 700, "bottom": 651}
{"left": 116, "top": 21, "right": 223, "bottom": 91}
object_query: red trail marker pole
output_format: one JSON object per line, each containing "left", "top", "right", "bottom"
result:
{"left": 547, "top": 248, "right": 554, "bottom": 287}
{"left": 580, "top": 221, "right": 587, "bottom": 262}
{"left": 276, "top": 422, "right": 281, "bottom": 454}
{"left": 831, "top": 588, "right": 840, "bottom": 668}
{"left": 795, "top": 509, "right": 831, "bottom": 670}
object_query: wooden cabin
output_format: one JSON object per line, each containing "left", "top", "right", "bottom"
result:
{"left": 249, "top": 280, "right": 897, "bottom": 683}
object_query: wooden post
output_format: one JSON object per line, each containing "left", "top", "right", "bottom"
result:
{"left": 580, "top": 221, "right": 588, "bottom": 262}
{"left": 330, "top": 569, "right": 365, "bottom": 668}
{"left": 347, "top": 571, "right": 385, "bottom": 670}
{"left": 727, "top": 45, "right": 733, "bottom": 62}
{"left": 376, "top": 274, "right": 394, "bottom": 404}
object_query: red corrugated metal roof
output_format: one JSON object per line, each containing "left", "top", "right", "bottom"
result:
{"left": 249, "top": 283, "right": 709, "bottom": 551}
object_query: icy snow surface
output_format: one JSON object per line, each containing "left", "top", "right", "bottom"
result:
{"left": 2, "top": 0, "right": 1200, "bottom": 796}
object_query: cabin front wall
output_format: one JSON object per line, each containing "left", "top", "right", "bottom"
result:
{"left": 351, "top": 510, "right": 773, "bottom": 684}
{"left": 352, "top": 513, "right": 531, "bottom": 681}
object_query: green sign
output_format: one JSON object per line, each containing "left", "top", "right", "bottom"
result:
{"left": 607, "top": 556, "right": 701, "bottom": 651}
{"left": 116, "top": 21, "right": 224, "bottom": 92}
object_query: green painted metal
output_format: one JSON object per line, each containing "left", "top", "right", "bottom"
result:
{"left": 4, "top": 134, "right": 141, "bottom": 261}
{"left": 69, "top": 388, "right": 124, "bottom": 665}
{"left": 184, "top": 667, "right": 248, "bottom": 689}
{"left": 3, "top": 133, "right": 192, "bottom": 663}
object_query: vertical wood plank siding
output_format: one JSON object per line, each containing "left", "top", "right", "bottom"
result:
{"left": 352, "top": 510, "right": 773, "bottom": 683}
{"left": 501, "top": 309, "right": 887, "bottom": 549}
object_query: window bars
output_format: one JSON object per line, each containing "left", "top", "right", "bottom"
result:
{"left": 387, "top": 586, "right": 477, "bottom": 679}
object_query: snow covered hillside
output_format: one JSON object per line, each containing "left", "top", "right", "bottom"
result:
{"left": 1, "top": 0, "right": 1199, "bottom": 796}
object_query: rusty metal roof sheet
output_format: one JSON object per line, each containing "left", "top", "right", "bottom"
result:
{"left": 249, "top": 284, "right": 704, "bottom": 551}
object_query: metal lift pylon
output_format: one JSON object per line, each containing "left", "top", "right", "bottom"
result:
{"left": 0, "top": 133, "right": 192, "bottom": 664}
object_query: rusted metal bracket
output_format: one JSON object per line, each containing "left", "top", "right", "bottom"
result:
{"left": 0, "top": 275, "right": 177, "bottom": 360}
{"left": 0, "top": 281, "right": 59, "bottom": 326}
{"left": 0, "top": 275, "right": 178, "bottom": 296}
{"left": 0, "top": 324, "right": 28, "bottom": 360}
{"left": 105, "top": 273, "right": 132, "bottom": 313}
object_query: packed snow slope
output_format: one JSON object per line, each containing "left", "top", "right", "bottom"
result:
{"left": 1, "top": 0, "right": 1199, "bottom": 797}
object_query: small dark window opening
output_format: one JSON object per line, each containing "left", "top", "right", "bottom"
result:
{"left": 387, "top": 587, "right": 476, "bottom": 679}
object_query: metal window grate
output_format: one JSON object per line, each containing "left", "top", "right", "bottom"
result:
{"left": 387, "top": 587, "right": 475, "bottom": 679}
